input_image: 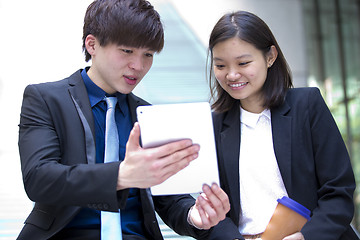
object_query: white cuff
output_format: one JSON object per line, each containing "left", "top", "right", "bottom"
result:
{"left": 187, "top": 206, "right": 204, "bottom": 230}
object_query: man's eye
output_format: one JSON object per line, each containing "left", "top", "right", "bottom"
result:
{"left": 122, "top": 49, "right": 133, "bottom": 54}
{"left": 145, "top": 53, "right": 154, "bottom": 58}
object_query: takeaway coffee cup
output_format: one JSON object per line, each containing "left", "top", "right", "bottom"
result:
{"left": 261, "top": 196, "right": 311, "bottom": 240}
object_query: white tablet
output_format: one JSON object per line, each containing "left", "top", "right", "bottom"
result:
{"left": 136, "top": 102, "right": 219, "bottom": 195}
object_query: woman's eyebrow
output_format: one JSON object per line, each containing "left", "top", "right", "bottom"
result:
{"left": 213, "top": 54, "right": 252, "bottom": 61}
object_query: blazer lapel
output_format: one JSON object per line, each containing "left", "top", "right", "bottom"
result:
{"left": 67, "top": 70, "right": 96, "bottom": 164}
{"left": 271, "top": 100, "right": 292, "bottom": 196}
{"left": 127, "top": 93, "right": 142, "bottom": 124}
{"left": 220, "top": 105, "right": 241, "bottom": 222}
{"left": 218, "top": 99, "right": 293, "bottom": 222}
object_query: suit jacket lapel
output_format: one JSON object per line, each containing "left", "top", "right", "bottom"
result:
{"left": 67, "top": 70, "right": 96, "bottom": 164}
{"left": 220, "top": 105, "right": 241, "bottom": 223}
{"left": 219, "top": 100, "right": 293, "bottom": 221}
{"left": 127, "top": 93, "right": 142, "bottom": 124}
{"left": 271, "top": 100, "right": 292, "bottom": 196}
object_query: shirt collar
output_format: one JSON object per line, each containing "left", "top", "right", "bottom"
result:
{"left": 81, "top": 68, "right": 128, "bottom": 116}
{"left": 240, "top": 107, "right": 271, "bottom": 128}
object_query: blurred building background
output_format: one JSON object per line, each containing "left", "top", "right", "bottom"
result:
{"left": 0, "top": 0, "right": 359, "bottom": 239}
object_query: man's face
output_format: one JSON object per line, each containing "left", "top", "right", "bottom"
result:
{"left": 88, "top": 39, "right": 155, "bottom": 94}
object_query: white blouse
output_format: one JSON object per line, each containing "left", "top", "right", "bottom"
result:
{"left": 238, "top": 107, "right": 288, "bottom": 235}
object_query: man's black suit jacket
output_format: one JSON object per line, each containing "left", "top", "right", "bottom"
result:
{"left": 17, "top": 69, "right": 242, "bottom": 240}
{"left": 212, "top": 87, "right": 358, "bottom": 240}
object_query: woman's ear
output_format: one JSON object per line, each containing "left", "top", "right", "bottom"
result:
{"left": 267, "top": 45, "right": 278, "bottom": 68}
{"left": 84, "top": 34, "right": 97, "bottom": 56}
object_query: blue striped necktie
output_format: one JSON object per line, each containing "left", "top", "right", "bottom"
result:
{"left": 101, "top": 97, "right": 122, "bottom": 240}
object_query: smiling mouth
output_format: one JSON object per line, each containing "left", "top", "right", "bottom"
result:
{"left": 125, "top": 75, "right": 136, "bottom": 80}
{"left": 229, "top": 82, "right": 247, "bottom": 87}
{"left": 124, "top": 75, "right": 138, "bottom": 85}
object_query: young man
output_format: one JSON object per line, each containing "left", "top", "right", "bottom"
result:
{"left": 17, "top": 0, "right": 237, "bottom": 239}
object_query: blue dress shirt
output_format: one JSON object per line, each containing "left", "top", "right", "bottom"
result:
{"left": 65, "top": 68, "right": 144, "bottom": 237}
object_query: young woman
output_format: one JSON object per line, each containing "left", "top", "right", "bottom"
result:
{"left": 208, "top": 11, "right": 358, "bottom": 240}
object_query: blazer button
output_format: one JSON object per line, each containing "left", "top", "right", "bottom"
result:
{"left": 103, "top": 204, "right": 109, "bottom": 210}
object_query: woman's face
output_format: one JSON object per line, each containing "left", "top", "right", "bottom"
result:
{"left": 212, "top": 37, "right": 276, "bottom": 113}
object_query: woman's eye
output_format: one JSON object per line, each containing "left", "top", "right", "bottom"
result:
{"left": 215, "top": 65, "right": 225, "bottom": 69}
{"left": 239, "top": 61, "right": 250, "bottom": 66}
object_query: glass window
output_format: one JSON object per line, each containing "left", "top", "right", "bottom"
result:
{"left": 303, "top": 0, "right": 360, "bottom": 231}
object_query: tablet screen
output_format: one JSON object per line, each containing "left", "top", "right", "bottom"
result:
{"left": 136, "top": 102, "right": 219, "bottom": 195}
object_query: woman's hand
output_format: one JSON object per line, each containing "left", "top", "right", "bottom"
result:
{"left": 189, "top": 183, "right": 230, "bottom": 229}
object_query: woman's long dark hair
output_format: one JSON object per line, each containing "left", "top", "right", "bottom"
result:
{"left": 208, "top": 11, "right": 293, "bottom": 112}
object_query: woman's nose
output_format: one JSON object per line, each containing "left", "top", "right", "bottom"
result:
{"left": 226, "top": 70, "right": 241, "bottom": 81}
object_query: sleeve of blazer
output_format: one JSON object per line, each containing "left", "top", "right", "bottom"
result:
{"left": 19, "top": 84, "right": 122, "bottom": 212}
{"left": 204, "top": 218, "right": 244, "bottom": 240}
{"left": 154, "top": 195, "right": 198, "bottom": 237}
{"left": 154, "top": 194, "right": 243, "bottom": 240}
{"left": 299, "top": 88, "right": 356, "bottom": 240}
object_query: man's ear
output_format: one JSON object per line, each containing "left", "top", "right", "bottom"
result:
{"left": 267, "top": 45, "right": 278, "bottom": 67}
{"left": 85, "top": 34, "right": 97, "bottom": 56}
